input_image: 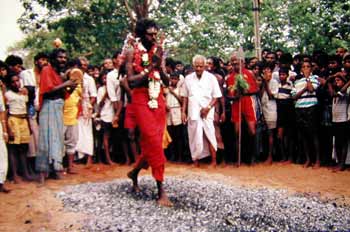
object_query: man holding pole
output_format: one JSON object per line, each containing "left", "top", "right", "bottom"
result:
{"left": 226, "top": 52, "right": 258, "bottom": 166}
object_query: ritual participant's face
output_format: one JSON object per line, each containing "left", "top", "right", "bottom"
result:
{"left": 193, "top": 59, "right": 205, "bottom": 77}
{"left": 56, "top": 51, "right": 67, "bottom": 69}
{"left": 335, "top": 77, "right": 345, "bottom": 88}
{"left": 145, "top": 27, "right": 158, "bottom": 44}
{"left": 230, "top": 56, "right": 240, "bottom": 72}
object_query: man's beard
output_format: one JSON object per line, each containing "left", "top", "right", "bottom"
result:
{"left": 140, "top": 36, "right": 154, "bottom": 51}
{"left": 52, "top": 60, "right": 66, "bottom": 74}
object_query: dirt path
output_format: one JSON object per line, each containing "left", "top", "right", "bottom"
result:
{"left": 0, "top": 163, "right": 349, "bottom": 232}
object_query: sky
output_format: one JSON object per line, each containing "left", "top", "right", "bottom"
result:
{"left": 0, "top": 0, "right": 25, "bottom": 60}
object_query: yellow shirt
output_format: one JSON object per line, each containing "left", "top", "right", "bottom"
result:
{"left": 63, "top": 84, "right": 82, "bottom": 125}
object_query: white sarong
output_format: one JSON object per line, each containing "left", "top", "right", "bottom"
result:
{"left": 187, "top": 118, "right": 217, "bottom": 161}
{"left": 76, "top": 117, "right": 94, "bottom": 158}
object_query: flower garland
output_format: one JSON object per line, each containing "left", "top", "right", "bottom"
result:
{"left": 227, "top": 73, "right": 250, "bottom": 96}
{"left": 133, "top": 40, "right": 161, "bottom": 109}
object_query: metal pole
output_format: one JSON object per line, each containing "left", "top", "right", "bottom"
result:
{"left": 253, "top": 0, "right": 262, "bottom": 60}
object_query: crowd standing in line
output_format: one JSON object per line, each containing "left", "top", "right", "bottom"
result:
{"left": 0, "top": 20, "right": 349, "bottom": 200}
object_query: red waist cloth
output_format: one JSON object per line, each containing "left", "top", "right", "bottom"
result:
{"left": 132, "top": 87, "right": 166, "bottom": 181}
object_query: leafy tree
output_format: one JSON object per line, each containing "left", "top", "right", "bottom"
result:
{"left": 15, "top": 0, "right": 350, "bottom": 65}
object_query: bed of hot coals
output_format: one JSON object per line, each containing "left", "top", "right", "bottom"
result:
{"left": 56, "top": 175, "right": 350, "bottom": 232}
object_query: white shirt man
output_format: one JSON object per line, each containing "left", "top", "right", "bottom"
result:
{"left": 76, "top": 72, "right": 97, "bottom": 159}
{"left": 181, "top": 55, "right": 222, "bottom": 166}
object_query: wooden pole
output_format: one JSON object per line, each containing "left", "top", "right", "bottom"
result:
{"left": 253, "top": 0, "right": 262, "bottom": 60}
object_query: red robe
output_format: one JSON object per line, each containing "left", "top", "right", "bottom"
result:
{"left": 132, "top": 87, "right": 166, "bottom": 182}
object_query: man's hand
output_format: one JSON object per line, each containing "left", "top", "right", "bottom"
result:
{"left": 306, "top": 79, "right": 313, "bottom": 92}
{"left": 220, "top": 112, "right": 226, "bottom": 123}
{"left": 8, "top": 129, "right": 14, "bottom": 142}
{"left": 120, "top": 76, "right": 128, "bottom": 88}
{"left": 181, "top": 112, "right": 187, "bottom": 124}
{"left": 19, "top": 88, "right": 28, "bottom": 95}
{"left": 200, "top": 106, "right": 211, "bottom": 119}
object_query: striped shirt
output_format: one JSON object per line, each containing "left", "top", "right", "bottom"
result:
{"left": 291, "top": 75, "right": 319, "bottom": 108}
{"left": 276, "top": 82, "right": 293, "bottom": 100}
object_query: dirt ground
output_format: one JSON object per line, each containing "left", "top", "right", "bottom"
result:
{"left": 0, "top": 162, "right": 349, "bottom": 232}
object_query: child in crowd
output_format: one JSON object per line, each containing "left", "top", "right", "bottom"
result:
{"left": 329, "top": 75, "right": 349, "bottom": 171}
{"left": 276, "top": 67, "right": 295, "bottom": 163}
{"left": 291, "top": 61, "right": 320, "bottom": 168}
{"left": 165, "top": 72, "right": 183, "bottom": 162}
{"left": 261, "top": 63, "right": 279, "bottom": 164}
{"left": 63, "top": 67, "right": 83, "bottom": 174}
{"left": 96, "top": 70, "right": 115, "bottom": 165}
{"left": 5, "top": 73, "right": 33, "bottom": 182}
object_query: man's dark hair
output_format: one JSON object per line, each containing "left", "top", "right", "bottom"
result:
{"left": 135, "top": 18, "right": 159, "bottom": 38}
{"left": 112, "top": 49, "right": 122, "bottom": 59}
{"left": 262, "top": 61, "right": 275, "bottom": 71}
{"left": 279, "top": 67, "right": 289, "bottom": 75}
{"left": 165, "top": 58, "right": 176, "bottom": 71}
{"left": 344, "top": 54, "right": 350, "bottom": 63}
{"left": 50, "top": 48, "right": 66, "bottom": 61}
{"left": 5, "top": 55, "right": 23, "bottom": 67}
{"left": 34, "top": 52, "right": 49, "bottom": 62}
{"left": 66, "top": 58, "right": 81, "bottom": 69}
{"left": 328, "top": 55, "right": 342, "bottom": 66}
{"left": 0, "top": 60, "right": 8, "bottom": 69}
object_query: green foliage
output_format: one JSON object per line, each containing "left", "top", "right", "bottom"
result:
{"left": 16, "top": 0, "right": 350, "bottom": 66}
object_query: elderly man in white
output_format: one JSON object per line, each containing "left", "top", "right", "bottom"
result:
{"left": 181, "top": 55, "right": 222, "bottom": 167}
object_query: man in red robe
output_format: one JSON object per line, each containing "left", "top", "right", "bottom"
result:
{"left": 125, "top": 19, "right": 172, "bottom": 207}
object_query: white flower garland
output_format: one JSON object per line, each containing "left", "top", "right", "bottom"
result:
{"left": 136, "top": 41, "right": 162, "bottom": 109}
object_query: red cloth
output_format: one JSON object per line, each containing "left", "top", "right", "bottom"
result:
{"left": 231, "top": 96, "right": 256, "bottom": 123}
{"left": 39, "top": 65, "right": 63, "bottom": 109}
{"left": 134, "top": 155, "right": 165, "bottom": 182}
{"left": 226, "top": 69, "right": 258, "bottom": 123}
{"left": 132, "top": 87, "right": 166, "bottom": 181}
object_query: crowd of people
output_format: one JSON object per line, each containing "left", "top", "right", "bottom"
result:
{"left": 0, "top": 19, "right": 349, "bottom": 205}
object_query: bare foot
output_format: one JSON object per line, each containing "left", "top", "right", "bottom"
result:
{"left": 281, "top": 160, "right": 292, "bottom": 165}
{"left": 52, "top": 171, "right": 62, "bottom": 180}
{"left": 332, "top": 165, "right": 346, "bottom": 172}
{"left": 106, "top": 160, "right": 116, "bottom": 165}
{"left": 0, "top": 185, "right": 10, "bottom": 193}
{"left": 13, "top": 176, "right": 22, "bottom": 184}
{"left": 85, "top": 156, "right": 93, "bottom": 168}
{"left": 264, "top": 157, "right": 273, "bottom": 165}
{"left": 192, "top": 160, "right": 199, "bottom": 168}
{"left": 210, "top": 162, "right": 217, "bottom": 169}
{"left": 312, "top": 162, "right": 321, "bottom": 169}
{"left": 127, "top": 170, "right": 140, "bottom": 193}
{"left": 157, "top": 194, "right": 173, "bottom": 207}
{"left": 67, "top": 168, "right": 78, "bottom": 174}
{"left": 303, "top": 160, "right": 311, "bottom": 168}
